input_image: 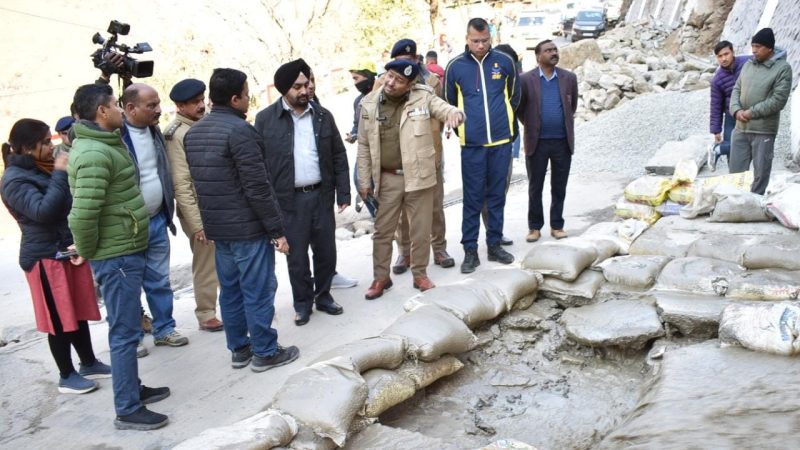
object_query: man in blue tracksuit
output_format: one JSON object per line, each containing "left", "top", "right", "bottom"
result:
{"left": 444, "top": 17, "right": 520, "bottom": 273}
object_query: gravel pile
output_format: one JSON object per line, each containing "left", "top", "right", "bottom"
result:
{"left": 572, "top": 88, "right": 793, "bottom": 179}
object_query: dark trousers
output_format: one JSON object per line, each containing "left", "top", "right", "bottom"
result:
{"left": 40, "top": 263, "right": 96, "bottom": 378}
{"left": 284, "top": 190, "right": 337, "bottom": 314}
{"left": 461, "top": 143, "right": 512, "bottom": 249}
{"left": 526, "top": 138, "right": 572, "bottom": 230}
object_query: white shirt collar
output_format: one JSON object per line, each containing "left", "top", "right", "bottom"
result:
{"left": 539, "top": 67, "right": 558, "bottom": 81}
{"left": 281, "top": 98, "right": 313, "bottom": 117}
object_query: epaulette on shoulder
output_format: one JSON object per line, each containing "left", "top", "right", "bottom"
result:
{"left": 163, "top": 121, "right": 182, "bottom": 140}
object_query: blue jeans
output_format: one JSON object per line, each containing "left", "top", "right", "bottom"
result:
{"left": 719, "top": 112, "right": 735, "bottom": 159}
{"left": 512, "top": 135, "right": 521, "bottom": 159}
{"left": 461, "top": 143, "right": 512, "bottom": 249}
{"left": 91, "top": 252, "right": 147, "bottom": 416}
{"left": 214, "top": 238, "right": 279, "bottom": 358}
{"left": 142, "top": 211, "right": 176, "bottom": 339}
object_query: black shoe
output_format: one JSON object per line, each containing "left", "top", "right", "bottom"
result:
{"left": 487, "top": 245, "right": 515, "bottom": 264}
{"left": 500, "top": 236, "right": 514, "bottom": 246}
{"left": 139, "top": 385, "right": 170, "bottom": 405}
{"left": 461, "top": 249, "right": 481, "bottom": 274}
{"left": 114, "top": 406, "right": 168, "bottom": 431}
{"left": 316, "top": 301, "right": 343, "bottom": 315}
{"left": 294, "top": 310, "right": 312, "bottom": 326}
{"left": 231, "top": 344, "right": 253, "bottom": 369}
{"left": 251, "top": 345, "right": 300, "bottom": 373}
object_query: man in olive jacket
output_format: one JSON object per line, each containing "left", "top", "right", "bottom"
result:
{"left": 729, "top": 28, "right": 793, "bottom": 194}
{"left": 68, "top": 84, "right": 170, "bottom": 430}
{"left": 255, "top": 59, "right": 351, "bottom": 327}
{"left": 357, "top": 60, "right": 464, "bottom": 299}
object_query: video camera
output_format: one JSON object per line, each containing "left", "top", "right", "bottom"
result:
{"left": 91, "top": 20, "right": 154, "bottom": 79}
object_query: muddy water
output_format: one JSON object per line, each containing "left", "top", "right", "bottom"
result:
{"left": 599, "top": 341, "right": 800, "bottom": 449}
{"left": 380, "top": 299, "right": 651, "bottom": 450}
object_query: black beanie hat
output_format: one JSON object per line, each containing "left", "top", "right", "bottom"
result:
{"left": 274, "top": 59, "right": 311, "bottom": 95}
{"left": 751, "top": 28, "right": 775, "bottom": 49}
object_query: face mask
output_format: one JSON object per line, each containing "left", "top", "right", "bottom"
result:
{"left": 355, "top": 78, "right": 374, "bottom": 95}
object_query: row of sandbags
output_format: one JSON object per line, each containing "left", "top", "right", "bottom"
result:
{"left": 719, "top": 301, "right": 800, "bottom": 356}
{"left": 177, "top": 267, "right": 541, "bottom": 449}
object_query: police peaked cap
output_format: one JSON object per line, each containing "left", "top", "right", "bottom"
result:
{"left": 385, "top": 60, "right": 419, "bottom": 81}
{"left": 169, "top": 79, "right": 206, "bottom": 102}
{"left": 391, "top": 39, "right": 417, "bottom": 58}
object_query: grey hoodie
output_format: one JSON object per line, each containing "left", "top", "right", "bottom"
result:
{"left": 730, "top": 47, "right": 793, "bottom": 134}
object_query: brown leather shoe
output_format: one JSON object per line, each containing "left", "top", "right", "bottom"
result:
{"left": 199, "top": 317, "right": 224, "bottom": 332}
{"left": 433, "top": 251, "right": 455, "bottom": 268}
{"left": 392, "top": 255, "right": 410, "bottom": 274}
{"left": 551, "top": 229, "right": 568, "bottom": 239}
{"left": 365, "top": 279, "right": 393, "bottom": 300}
{"left": 526, "top": 229, "right": 541, "bottom": 242}
{"left": 412, "top": 276, "right": 436, "bottom": 292}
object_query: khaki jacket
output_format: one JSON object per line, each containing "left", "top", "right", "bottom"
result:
{"left": 357, "top": 84, "right": 462, "bottom": 194}
{"left": 163, "top": 114, "right": 202, "bottom": 235}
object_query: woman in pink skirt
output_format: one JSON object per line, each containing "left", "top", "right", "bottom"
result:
{"left": 1, "top": 118, "right": 110, "bottom": 394}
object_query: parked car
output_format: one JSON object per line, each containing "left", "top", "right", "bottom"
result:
{"left": 570, "top": 8, "right": 606, "bottom": 41}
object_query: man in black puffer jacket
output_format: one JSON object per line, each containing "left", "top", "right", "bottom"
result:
{"left": 184, "top": 68, "right": 300, "bottom": 373}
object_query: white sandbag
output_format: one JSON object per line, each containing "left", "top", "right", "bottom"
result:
{"left": 708, "top": 185, "right": 770, "bottom": 222}
{"left": 581, "top": 221, "right": 639, "bottom": 255}
{"left": 645, "top": 134, "right": 708, "bottom": 176}
{"left": 173, "top": 409, "right": 297, "bottom": 450}
{"left": 628, "top": 227, "right": 695, "bottom": 258}
{"left": 726, "top": 270, "right": 800, "bottom": 301}
{"left": 623, "top": 175, "right": 674, "bottom": 206}
{"left": 580, "top": 237, "right": 621, "bottom": 266}
{"left": 271, "top": 358, "right": 367, "bottom": 447}
{"left": 615, "top": 197, "right": 661, "bottom": 224}
{"left": 361, "top": 369, "right": 417, "bottom": 418}
{"left": 467, "top": 268, "right": 541, "bottom": 309}
{"left": 765, "top": 183, "right": 800, "bottom": 229}
{"left": 655, "top": 257, "right": 745, "bottom": 296}
{"left": 740, "top": 235, "right": 800, "bottom": 270}
{"left": 382, "top": 305, "right": 477, "bottom": 361}
{"left": 686, "top": 234, "right": 748, "bottom": 264}
{"left": 312, "top": 336, "right": 406, "bottom": 373}
{"left": 671, "top": 158, "right": 699, "bottom": 184}
{"left": 403, "top": 279, "right": 506, "bottom": 328}
{"left": 719, "top": 302, "right": 800, "bottom": 356}
{"left": 522, "top": 241, "right": 598, "bottom": 281}
{"left": 600, "top": 255, "right": 672, "bottom": 288}
{"left": 540, "top": 270, "right": 606, "bottom": 307}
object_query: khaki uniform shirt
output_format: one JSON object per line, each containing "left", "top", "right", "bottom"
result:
{"left": 163, "top": 113, "right": 202, "bottom": 235}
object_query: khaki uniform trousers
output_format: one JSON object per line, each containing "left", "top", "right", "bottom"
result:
{"left": 395, "top": 164, "right": 446, "bottom": 256}
{"left": 373, "top": 172, "right": 434, "bottom": 279}
{"left": 179, "top": 216, "right": 220, "bottom": 323}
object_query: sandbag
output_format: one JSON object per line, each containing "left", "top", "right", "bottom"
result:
{"left": 727, "top": 270, "right": 800, "bottom": 301}
{"left": 669, "top": 171, "right": 754, "bottom": 205}
{"left": 668, "top": 183, "right": 695, "bottom": 204}
{"left": 173, "top": 409, "right": 297, "bottom": 450}
{"left": 467, "top": 268, "right": 540, "bottom": 309}
{"left": 540, "top": 269, "right": 606, "bottom": 307}
{"left": 312, "top": 336, "right": 406, "bottom": 373}
{"left": 615, "top": 197, "right": 661, "bottom": 224}
{"left": 765, "top": 183, "right": 800, "bottom": 229}
{"left": 582, "top": 237, "right": 621, "bottom": 266}
{"left": 522, "top": 241, "right": 598, "bottom": 281}
{"left": 382, "top": 305, "right": 477, "bottom": 361}
{"left": 645, "top": 134, "right": 708, "bottom": 176}
{"left": 361, "top": 369, "right": 417, "bottom": 418}
{"left": 624, "top": 175, "right": 675, "bottom": 206}
{"left": 600, "top": 255, "right": 672, "bottom": 288}
{"left": 719, "top": 302, "right": 800, "bottom": 356}
{"left": 655, "top": 257, "right": 745, "bottom": 296}
{"left": 654, "top": 200, "right": 682, "bottom": 216}
{"left": 628, "top": 228, "right": 694, "bottom": 258}
{"left": 671, "top": 158, "right": 699, "bottom": 184}
{"left": 708, "top": 185, "right": 769, "bottom": 223}
{"left": 581, "top": 221, "right": 642, "bottom": 255}
{"left": 271, "top": 358, "right": 368, "bottom": 446}
{"left": 686, "top": 234, "right": 747, "bottom": 264}
{"left": 404, "top": 279, "right": 506, "bottom": 328}
{"left": 740, "top": 235, "right": 800, "bottom": 270}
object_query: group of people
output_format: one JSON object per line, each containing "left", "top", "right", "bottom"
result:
{"left": 1, "top": 15, "right": 790, "bottom": 433}
{"left": 709, "top": 27, "right": 792, "bottom": 194}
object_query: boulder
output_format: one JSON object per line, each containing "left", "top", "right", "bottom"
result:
{"left": 654, "top": 292, "right": 729, "bottom": 338}
{"left": 612, "top": 74, "right": 634, "bottom": 91}
{"left": 598, "top": 74, "right": 617, "bottom": 90}
{"left": 561, "top": 299, "right": 665, "bottom": 349}
{"left": 559, "top": 38, "right": 604, "bottom": 70}
{"left": 633, "top": 80, "right": 653, "bottom": 94}
{"left": 603, "top": 92, "right": 621, "bottom": 110}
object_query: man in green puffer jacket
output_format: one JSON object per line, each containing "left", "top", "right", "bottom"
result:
{"left": 729, "top": 28, "right": 793, "bottom": 195}
{"left": 68, "top": 83, "right": 170, "bottom": 431}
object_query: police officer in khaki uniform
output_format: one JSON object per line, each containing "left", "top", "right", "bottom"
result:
{"left": 163, "top": 79, "right": 223, "bottom": 332}
{"left": 358, "top": 60, "right": 464, "bottom": 299}
{"left": 374, "top": 39, "right": 455, "bottom": 273}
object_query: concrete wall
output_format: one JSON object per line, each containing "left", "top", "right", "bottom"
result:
{"left": 626, "top": 0, "right": 689, "bottom": 27}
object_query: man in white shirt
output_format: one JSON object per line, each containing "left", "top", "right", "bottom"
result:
{"left": 255, "top": 60, "right": 351, "bottom": 327}
{"left": 121, "top": 83, "right": 189, "bottom": 353}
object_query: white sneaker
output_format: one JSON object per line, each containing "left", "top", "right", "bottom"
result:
{"left": 331, "top": 273, "right": 358, "bottom": 289}
{"left": 707, "top": 144, "right": 717, "bottom": 172}
{"left": 137, "top": 341, "right": 149, "bottom": 358}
